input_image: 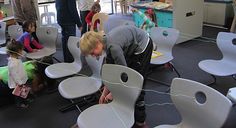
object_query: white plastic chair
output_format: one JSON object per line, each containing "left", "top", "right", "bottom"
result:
{"left": 198, "top": 32, "right": 236, "bottom": 84}
{"left": 90, "top": 13, "right": 109, "bottom": 32}
{"left": 26, "top": 26, "right": 58, "bottom": 59}
{"left": 227, "top": 87, "right": 236, "bottom": 103}
{"left": 148, "top": 27, "right": 180, "bottom": 86}
{"left": 155, "top": 78, "right": 232, "bottom": 128}
{"left": 0, "top": 46, "right": 6, "bottom": 54}
{"left": 41, "top": 12, "right": 56, "bottom": 25}
{"left": 77, "top": 64, "right": 144, "bottom": 128}
{"left": 58, "top": 54, "right": 105, "bottom": 112}
{"left": 45, "top": 36, "right": 82, "bottom": 79}
{"left": 8, "top": 24, "right": 23, "bottom": 40}
{"left": 0, "top": 22, "right": 7, "bottom": 54}
{"left": 230, "top": 0, "right": 236, "bottom": 33}
{"left": 0, "top": 21, "right": 6, "bottom": 45}
{"left": 104, "top": 18, "right": 135, "bottom": 34}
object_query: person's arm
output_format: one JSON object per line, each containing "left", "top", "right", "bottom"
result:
{"left": 31, "top": 39, "right": 43, "bottom": 49}
{"left": 99, "top": 86, "right": 111, "bottom": 104}
{"left": 23, "top": 35, "right": 33, "bottom": 52}
{"left": 67, "top": 0, "right": 82, "bottom": 28}
{"left": 109, "top": 45, "right": 127, "bottom": 66}
{"left": 136, "top": 10, "right": 155, "bottom": 28}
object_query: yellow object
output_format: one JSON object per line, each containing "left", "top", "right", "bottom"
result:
{"left": 151, "top": 51, "right": 163, "bottom": 58}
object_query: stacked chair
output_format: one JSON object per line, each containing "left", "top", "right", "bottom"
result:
{"left": 0, "top": 22, "right": 6, "bottom": 54}
{"left": 45, "top": 36, "right": 82, "bottom": 79}
{"left": 58, "top": 54, "right": 104, "bottom": 112}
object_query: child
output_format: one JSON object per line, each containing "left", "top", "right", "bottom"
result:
{"left": 7, "top": 39, "right": 29, "bottom": 108}
{"left": 17, "top": 21, "right": 43, "bottom": 53}
{"left": 85, "top": 2, "right": 101, "bottom": 32}
{"left": 132, "top": 8, "right": 157, "bottom": 50}
{"left": 131, "top": 8, "right": 156, "bottom": 34}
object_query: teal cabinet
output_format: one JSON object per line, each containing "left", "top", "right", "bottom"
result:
{"left": 155, "top": 11, "right": 173, "bottom": 28}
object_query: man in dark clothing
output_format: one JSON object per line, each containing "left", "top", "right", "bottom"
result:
{"left": 56, "top": 0, "right": 82, "bottom": 63}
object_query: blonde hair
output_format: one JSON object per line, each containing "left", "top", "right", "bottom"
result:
{"left": 79, "top": 31, "right": 104, "bottom": 55}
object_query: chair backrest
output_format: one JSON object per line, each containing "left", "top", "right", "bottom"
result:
{"left": 150, "top": 27, "right": 179, "bottom": 56}
{"left": 91, "top": 13, "right": 109, "bottom": 32}
{"left": 102, "top": 64, "right": 144, "bottom": 127}
{"left": 0, "top": 21, "right": 6, "bottom": 45}
{"left": 67, "top": 36, "right": 81, "bottom": 65}
{"left": 216, "top": 32, "right": 236, "bottom": 61}
{"left": 41, "top": 12, "right": 56, "bottom": 25}
{"left": 85, "top": 54, "right": 105, "bottom": 78}
{"left": 171, "top": 78, "right": 232, "bottom": 128}
{"left": 104, "top": 18, "right": 135, "bottom": 34}
{"left": 233, "top": 0, "right": 236, "bottom": 16}
{"left": 36, "top": 26, "right": 58, "bottom": 49}
{"left": 8, "top": 25, "right": 23, "bottom": 40}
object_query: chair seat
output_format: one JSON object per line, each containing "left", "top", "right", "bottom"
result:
{"left": 0, "top": 39, "right": 5, "bottom": 45}
{"left": 0, "top": 47, "right": 6, "bottom": 54}
{"left": 77, "top": 104, "right": 133, "bottom": 128}
{"left": 26, "top": 47, "right": 56, "bottom": 59}
{"left": 58, "top": 76, "right": 101, "bottom": 99}
{"left": 199, "top": 59, "right": 236, "bottom": 76}
{"left": 45, "top": 62, "right": 81, "bottom": 79}
{"left": 154, "top": 124, "right": 180, "bottom": 128}
{"left": 151, "top": 50, "right": 173, "bottom": 65}
{"left": 227, "top": 87, "right": 236, "bottom": 103}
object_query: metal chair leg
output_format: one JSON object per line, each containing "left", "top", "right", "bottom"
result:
{"left": 52, "top": 56, "right": 61, "bottom": 63}
{"left": 207, "top": 75, "right": 216, "bottom": 85}
{"left": 169, "top": 62, "right": 181, "bottom": 78}
{"left": 147, "top": 62, "right": 181, "bottom": 89}
{"left": 59, "top": 98, "right": 85, "bottom": 112}
{"left": 59, "top": 94, "right": 98, "bottom": 112}
{"left": 232, "top": 74, "right": 236, "bottom": 80}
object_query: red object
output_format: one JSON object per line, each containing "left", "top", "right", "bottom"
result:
{"left": 24, "top": 35, "right": 43, "bottom": 52}
{"left": 85, "top": 11, "right": 100, "bottom": 30}
{"left": 145, "top": 9, "right": 154, "bottom": 15}
{"left": 12, "top": 85, "right": 31, "bottom": 99}
{"left": 0, "top": 11, "right": 3, "bottom": 20}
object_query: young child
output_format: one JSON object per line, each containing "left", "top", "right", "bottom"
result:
{"left": 17, "top": 21, "right": 43, "bottom": 53}
{"left": 7, "top": 39, "right": 29, "bottom": 108}
{"left": 131, "top": 8, "right": 156, "bottom": 34}
{"left": 85, "top": 2, "right": 101, "bottom": 32}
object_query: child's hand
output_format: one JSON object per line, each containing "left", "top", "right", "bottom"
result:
{"left": 105, "top": 93, "right": 113, "bottom": 102}
{"left": 32, "top": 49, "right": 39, "bottom": 52}
{"left": 79, "top": 26, "right": 82, "bottom": 31}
